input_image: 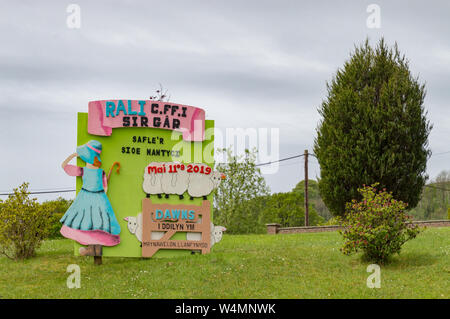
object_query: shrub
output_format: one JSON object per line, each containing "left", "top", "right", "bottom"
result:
{"left": 0, "top": 183, "right": 52, "bottom": 260}
{"left": 214, "top": 148, "right": 270, "bottom": 234}
{"left": 40, "top": 197, "right": 73, "bottom": 239}
{"left": 321, "top": 216, "right": 340, "bottom": 226}
{"left": 261, "top": 192, "right": 324, "bottom": 228}
{"left": 47, "top": 211, "right": 65, "bottom": 238}
{"left": 292, "top": 180, "right": 332, "bottom": 221}
{"left": 339, "top": 183, "right": 421, "bottom": 263}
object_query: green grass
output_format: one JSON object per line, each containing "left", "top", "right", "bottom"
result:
{"left": 0, "top": 228, "right": 448, "bottom": 298}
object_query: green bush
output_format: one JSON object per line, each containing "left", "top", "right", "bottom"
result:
{"left": 40, "top": 197, "right": 73, "bottom": 239}
{"left": 339, "top": 183, "right": 421, "bottom": 263}
{"left": 214, "top": 148, "right": 270, "bottom": 234}
{"left": 214, "top": 195, "right": 269, "bottom": 234}
{"left": 321, "top": 216, "right": 340, "bottom": 226}
{"left": 46, "top": 211, "right": 65, "bottom": 239}
{"left": 292, "top": 180, "right": 332, "bottom": 221}
{"left": 214, "top": 190, "right": 324, "bottom": 234}
{"left": 0, "top": 183, "right": 52, "bottom": 260}
{"left": 261, "top": 192, "right": 324, "bottom": 228}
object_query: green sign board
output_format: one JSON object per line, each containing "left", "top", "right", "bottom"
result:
{"left": 62, "top": 101, "right": 217, "bottom": 258}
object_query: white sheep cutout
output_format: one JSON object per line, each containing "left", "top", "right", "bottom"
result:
{"left": 187, "top": 167, "right": 225, "bottom": 200}
{"left": 186, "top": 221, "right": 227, "bottom": 247}
{"left": 142, "top": 162, "right": 164, "bottom": 198}
{"left": 142, "top": 162, "right": 225, "bottom": 199}
{"left": 160, "top": 162, "right": 190, "bottom": 199}
{"left": 124, "top": 213, "right": 164, "bottom": 244}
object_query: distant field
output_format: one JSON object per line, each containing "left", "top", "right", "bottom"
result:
{"left": 0, "top": 228, "right": 448, "bottom": 299}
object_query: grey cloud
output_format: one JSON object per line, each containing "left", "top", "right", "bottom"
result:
{"left": 0, "top": 0, "right": 449, "bottom": 199}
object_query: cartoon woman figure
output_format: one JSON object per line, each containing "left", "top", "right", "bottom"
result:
{"left": 60, "top": 140, "right": 121, "bottom": 256}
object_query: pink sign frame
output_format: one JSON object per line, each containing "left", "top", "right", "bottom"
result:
{"left": 88, "top": 100, "right": 205, "bottom": 141}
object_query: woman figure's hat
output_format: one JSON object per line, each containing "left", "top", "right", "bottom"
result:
{"left": 77, "top": 140, "right": 102, "bottom": 164}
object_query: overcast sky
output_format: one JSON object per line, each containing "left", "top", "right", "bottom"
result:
{"left": 1, "top": 0, "right": 449, "bottom": 201}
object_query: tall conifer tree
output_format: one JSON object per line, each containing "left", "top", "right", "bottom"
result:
{"left": 314, "top": 39, "right": 432, "bottom": 216}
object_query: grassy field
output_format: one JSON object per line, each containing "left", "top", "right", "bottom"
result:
{"left": 0, "top": 227, "right": 448, "bottom": 299}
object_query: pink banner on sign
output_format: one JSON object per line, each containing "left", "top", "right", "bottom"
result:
{"left": 88, "top": 100, "right": 205, "bottom": 141}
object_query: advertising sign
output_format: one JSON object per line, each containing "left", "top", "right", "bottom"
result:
{"left": 59, "top": 100, "right": 224, "bottom": 259}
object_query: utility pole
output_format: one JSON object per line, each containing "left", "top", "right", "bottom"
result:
{"left": 304, "top": 149, "right": 309, "bottom": 226}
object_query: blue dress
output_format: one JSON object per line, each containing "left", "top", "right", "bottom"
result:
{"left": 60, "top": 167, "right": 121, "bottom": 235}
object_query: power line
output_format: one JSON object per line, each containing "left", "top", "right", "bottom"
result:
{"left": 255, "top": 154, "right": 306, "bottom": 167}
{"left": 0, "top": 186, "right": 75, "bottom": 192}
{"left": 255, "top": 154, "right": 305, "bottom": 166}
{"left": 0, "top": 150, "right": 445, "bottom": 195}
{"left": 423, "top": 184, "right": 450, "bottom": 192}
{"left": 0, "top": 189, "right": 76, "bottom": 196}
{"left": 0, "top": 185, "right": 75, "bottom": 193}
{"left": 277, "top": 161, "right": 306, "bottom": 168}
{"left": 0, "top": 154, "right": 309, "bottom": 195}
{"left": 431, "top": 150, "right": 450, "bottom": 157}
